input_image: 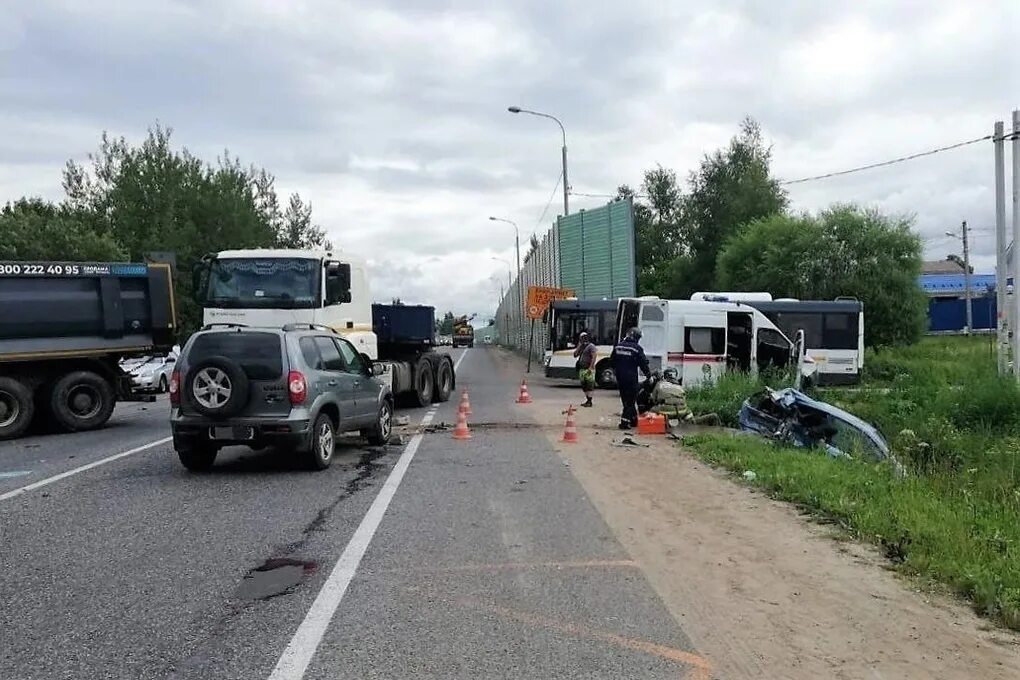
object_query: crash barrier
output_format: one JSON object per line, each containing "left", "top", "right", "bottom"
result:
{"left": 637, "top": 412, "right": 667, "bottom": 436}
{"left": 561, "top": 405, "right": 579, "bottom": 443}
{"left": 515, "top": 380, "right": 533, "bottom": 404}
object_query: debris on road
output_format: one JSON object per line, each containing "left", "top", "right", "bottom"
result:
{"left": 612, "top": 436, "right": 650, "bottom": 448}
{"left": 394, "top": 415, "right": 411, "bottom": 426}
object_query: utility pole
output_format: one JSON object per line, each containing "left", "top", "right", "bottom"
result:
{"left": 994, "top": 120, "right": 1008, "bottom": 375}
{"left": 962, "top": 221, "right": 973, "bottom": 334}
{"left": 1013, "top": 110, "right": 1020, "bottom": 379}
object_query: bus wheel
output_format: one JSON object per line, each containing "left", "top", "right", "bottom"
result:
{"left": 595, "top": 361, "right": 616, "bottom": 389}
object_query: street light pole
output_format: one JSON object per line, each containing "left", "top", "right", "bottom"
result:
{"left": 507, "top": 106, "right": 569, "bottom": 216}
{"left": 490, "top": 217, "right": 523, "bottom": 347}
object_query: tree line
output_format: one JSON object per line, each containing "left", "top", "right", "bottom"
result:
{"left": 1, "top": 124, "right": 328, "bottom": 336}
{"left": 622, "top": 117, "right": 927, "bottom": 347}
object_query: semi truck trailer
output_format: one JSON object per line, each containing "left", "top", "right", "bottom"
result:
{"left": 0, "top": 261, "right": 177, "bottom": 439}
{"left": 196, "top": 249, "right": 455, "bottom": 407}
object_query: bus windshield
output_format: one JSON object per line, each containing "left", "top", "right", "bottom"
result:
{"left": 205, "top": 258, "right": 321, "bottom": 309}
{"left": 551, "top": 307, "right": 618, "bottom": 350}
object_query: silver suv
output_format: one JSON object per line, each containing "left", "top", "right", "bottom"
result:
{"left": 169, "top": 324, "right": 393, "bottom": 471}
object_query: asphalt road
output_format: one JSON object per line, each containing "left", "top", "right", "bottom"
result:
{"left": 0, "top": 347, "right": 703, "bottom": 679}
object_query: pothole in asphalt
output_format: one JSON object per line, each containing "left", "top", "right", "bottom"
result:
{"left": 236, "top": 558, "right": 318, "bottom": 600}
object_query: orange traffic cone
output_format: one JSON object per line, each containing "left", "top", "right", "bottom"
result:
{"left": 459, "top": 389, "right": 472, "bottom": 416}
{"left": 561, "top": 405, "right": 579, "bottom": 443}
{"left": 452, "top": 409, "right": 472, "bottom": 440}
{"left": 515, "top": 380, "right": 533, "bottom": 404}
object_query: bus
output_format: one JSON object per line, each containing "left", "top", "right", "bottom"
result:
{"left": 744, "top": 299, "right": 864, "bottom": 385}
{"left": 544, "top": 299, "right": 619, "bottom": 387}
{"left": 690, "top": 294, "right": 864, "bottom": 385}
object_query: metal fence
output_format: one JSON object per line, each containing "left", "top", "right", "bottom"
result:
{"left": 493, "top": 198, "right": 636, "bottom": 363}
{"left": 494, "top": 224, "right": 559, "bottom": 360}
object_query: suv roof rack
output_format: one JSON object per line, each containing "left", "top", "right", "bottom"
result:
{"left": 201, "top": 323, "right": 248, "bottom": 330}
{"left": 281, "top": 323, "right": 337, "bottom": 333}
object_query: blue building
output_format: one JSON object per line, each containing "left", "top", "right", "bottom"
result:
{"left": 918, "top": 273, "right": 997, "bottom": 332}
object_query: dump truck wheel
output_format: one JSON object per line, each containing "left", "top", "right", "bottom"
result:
{"left": 50, "top": 371, "right": 116, "bottom": 432}
{"left": 0, "top": 377, "right": 34, "bottom": 440}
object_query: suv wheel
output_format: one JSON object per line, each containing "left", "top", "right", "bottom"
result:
{"left": 364, "top": 400, "right": 393, "bottom": 445}
{"left": 306, "top": 412, "right": 336, "bottom": 470}
{"left": 177, "top": 441, "right": 219, "bottom": 472}
{"left": 185, "top": 356, "right": 249, "bottom": 419}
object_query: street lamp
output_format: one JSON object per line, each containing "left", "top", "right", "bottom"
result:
{"left": 490, "top": 216, "right": 523, "bottom": 346}
{"left": 945, "top": 221, "right": 973, "bottom": 334}
{"left": 507, "top": 106, "right": 569, "bottom": 216}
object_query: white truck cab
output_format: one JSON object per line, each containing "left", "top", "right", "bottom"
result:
{"left": 200, "top": 249, "right": 378, "bottom": 358}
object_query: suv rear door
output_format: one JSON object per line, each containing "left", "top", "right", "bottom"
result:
{"left": 182, "top": 331, "right": 290, "bottom": 418}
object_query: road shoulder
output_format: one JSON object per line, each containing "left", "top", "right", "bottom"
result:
{"left": 499, "top": 355, "right": 1020, "bottom": 680}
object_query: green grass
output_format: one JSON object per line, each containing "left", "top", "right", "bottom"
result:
{"left": 683, "top": 335, "right": 1020, "bottom": 630}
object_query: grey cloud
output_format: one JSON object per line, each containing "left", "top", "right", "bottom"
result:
{"left": 2, "top": 0, "right": 1018, "bottom": 314}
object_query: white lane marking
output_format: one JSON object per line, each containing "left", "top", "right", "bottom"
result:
{"left": 268, "top": 406, "right": 439, "bottom": 680}
{"left": 0, "top": 437, "right": 172, "bottom": 503}
{"left": 0, "top": 470, "right": 32, "bottom": 479}
{"left": 453, "top": 347, "right": 468, "bottom": 372}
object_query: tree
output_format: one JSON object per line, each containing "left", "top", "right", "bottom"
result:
{"left": 278, "top": 192, "right": 329, "bottom": 250}
{"left": 0, "top": 198, "right": 126, "bottom": 261}
{"left": 716, "top": 204, "right": 927, "bottom": 347}
{"left": 619, "top": 165, "right": 686, "bottom": 295}
{"left": 59, "top": 124, "right": 329, "bottom": 335}
{"left": 437, "top": 311, "right": 455, "bottom": 336}
{"left": 679, "top": 117, "right": 787, "bottom": 295}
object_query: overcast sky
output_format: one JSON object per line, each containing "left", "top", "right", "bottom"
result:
{"left": 2, "top": 0, "right": 1018, "bottom": 320}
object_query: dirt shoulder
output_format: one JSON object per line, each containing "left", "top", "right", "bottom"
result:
{"left": 487, "top": 348, "right": 1020, "bottom": 679}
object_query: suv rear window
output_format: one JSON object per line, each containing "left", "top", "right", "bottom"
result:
{"left": 188, "top": 332, "right": 283, "bottom": 380}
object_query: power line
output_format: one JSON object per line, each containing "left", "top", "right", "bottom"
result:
{"left": 568, "top": 129, "right": 1020, "bottom": 199}
{"left": 780, "top": 135, "right": 993, "bottom": 186}
{"left": 534, "top": 172, "right": 562, "bottom": 231}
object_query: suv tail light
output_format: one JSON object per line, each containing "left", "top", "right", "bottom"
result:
{"left": 288, "top": 370, "right": 307, "bottom": 405}
{"left": 169, "top": 370, "right": 181, "bottom": 405}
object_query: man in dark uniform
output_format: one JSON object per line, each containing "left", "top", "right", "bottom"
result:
{"left": 611, "top": 327, "right": 651, "bottom": 430}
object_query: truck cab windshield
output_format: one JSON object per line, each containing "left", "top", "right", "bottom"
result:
{"left": 205, "top": 258, "right": 320, "bottom": 309}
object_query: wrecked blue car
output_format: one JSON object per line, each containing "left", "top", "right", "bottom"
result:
{"left": 739, "top": 388, "right": 893, "bottom": 463}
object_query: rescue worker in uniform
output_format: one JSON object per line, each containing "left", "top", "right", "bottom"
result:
{"left": 611, "top": 327, "right": 651, "bottom": 429}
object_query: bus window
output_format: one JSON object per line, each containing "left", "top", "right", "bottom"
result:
{"left": 823, "top": 313, "right": 858, "bottom": 350}
{"left": 774, "top": 313, "right": 823, "bottom": 347}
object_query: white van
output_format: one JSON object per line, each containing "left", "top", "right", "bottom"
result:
{"left": 615, "top": 297, "right": 814, "bottom": 387}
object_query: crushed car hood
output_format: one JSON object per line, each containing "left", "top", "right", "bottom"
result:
{"left": 739, "top": 387, "right": 893, "bottom": 463}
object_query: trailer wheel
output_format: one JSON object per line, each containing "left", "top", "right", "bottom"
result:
{"left": 49, "top": 371, "right": 116, "bottom": 432}
{"left": 432, "top": 357, "right": 454, "bottom": 403}
{"left": 0, "top": 377, "right": 34, "bottom": 440}
{"left": 412, "top": 357, "right": 435, "bottom": 407}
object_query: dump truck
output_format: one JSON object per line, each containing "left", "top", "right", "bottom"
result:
{"left": 0, "top": 261, "right": 177, "bottom": 439}
{"left": 196, "top": 249, "right": 455, "bottom": 407}
{"left": 451, "top": 315, "right": 475, "bottom": 348}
